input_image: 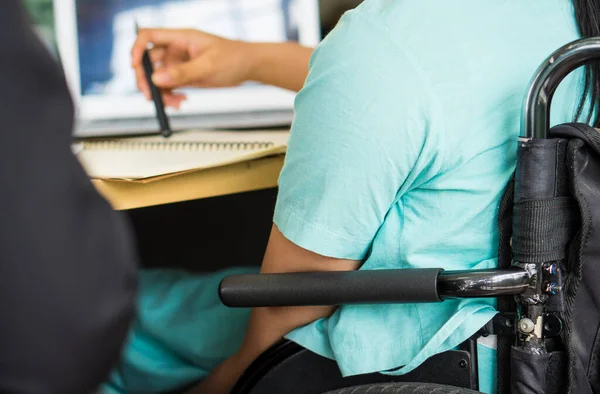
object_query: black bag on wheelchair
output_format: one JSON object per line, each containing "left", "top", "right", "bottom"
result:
{"left": 216, "top": 37, "right": 600, "bottom": 394}
{"left": 498, "top": 121, "right": 600, "bottom": 394}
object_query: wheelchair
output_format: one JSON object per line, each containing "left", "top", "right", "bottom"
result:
{"left": 215, "top": 37, "right": 600, "bottom": 394}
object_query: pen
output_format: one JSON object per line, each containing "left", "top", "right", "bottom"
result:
{"left": 136, "top": 21, "right": 172, "bottom": 138}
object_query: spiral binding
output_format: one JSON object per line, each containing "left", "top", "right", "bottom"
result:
{"left": 82, "top": 140, "right": 274, "bottom": 152}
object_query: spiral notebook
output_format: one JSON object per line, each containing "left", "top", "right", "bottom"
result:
{"left": 75, "top": 129, "right": 289, "bottom": 181}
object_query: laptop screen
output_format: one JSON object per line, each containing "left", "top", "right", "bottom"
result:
{"left": 55, "top": 0, "right": 321, "bottom": 136}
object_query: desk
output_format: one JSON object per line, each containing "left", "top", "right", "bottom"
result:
{"left": 92, "top": 154, "right": 285, "bottom": 211}
{"left": 93, "top": 155, "right": 284, "bottom": 272}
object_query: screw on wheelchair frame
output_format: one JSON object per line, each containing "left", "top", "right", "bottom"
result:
{"left": 518, "top": 318, "right": 535, "bottom": 334}
{"left": 522, "top": 37, "right": 600, "bottom": 139}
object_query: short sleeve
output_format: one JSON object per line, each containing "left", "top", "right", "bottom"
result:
{"left": 274, "top": 11, "right": 438, "bottom": 260}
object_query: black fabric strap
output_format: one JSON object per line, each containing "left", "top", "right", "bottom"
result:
{"left": 512, "top": 197, "right": 578, "bottom": 263}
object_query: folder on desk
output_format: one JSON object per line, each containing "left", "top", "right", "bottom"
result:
{"left": 76, "top": 129, "right": 289, "bottom": 182}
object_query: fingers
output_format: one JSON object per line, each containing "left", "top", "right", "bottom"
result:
{"left": 134, "top": 63, "right": 151, "bottom": 99}
{"left": 149, "top": 47, "right": 167, "bottom": 67}
{"left": 163, "top": 92, "right": 187, "bottom": 109}
{"left": 135, "top": 63, "right": 186, "bottom": 108}
{"left": 132, "top": 29, "right": 200, "bottom": 97}
{"left": 152, "top": 58, "right": 211, "bottom": 89}
{"left": 135, "top": 45, "right": 187, "bottom": 97}
{"left": 131, "top": 28, "right": 195, "bottom": 67}
{"left": 133, "top": 48, "right": 163, "bottom": 98}
{"left": 130, "top": 28, "right": 206, "bottom": 108}
{"left": 137, "top": 79, "right": 187, "bottom": 109}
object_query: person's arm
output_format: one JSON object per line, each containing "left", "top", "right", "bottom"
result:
{"left": 0, "top": 3, "right": 137, "bottom": 393}
{"left": 131, "top": 29, "right": 313, "bottom": 107}
{"left": 189, "top": 226, "right": 359, "bottom": 393}
{"left": 246, "top": 42, "right": 313, "bottom": 92}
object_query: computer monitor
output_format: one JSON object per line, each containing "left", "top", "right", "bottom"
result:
{"left": 54, "top": 0, "right": 321, "bottom": 136}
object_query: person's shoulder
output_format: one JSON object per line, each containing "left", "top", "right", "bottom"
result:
{"left": 300, "top": 0, "right": 448, "bottom": 134}
{"left": 303, "top": 2, "right": 437, "bottom": 131}
{"left": 307, "top": 1, "right": 432, "bottom": 92}
{"left": 293, "top": 1, "right": 446, "bottom": 181}
{"left": 312, "top": 0, "right": 463, "bottom": 77}
{"left": 319, "top": 0, "right": 422, "bottom": 50}
{"left": 347, "top": 0, "right": 458, "bottom": 39}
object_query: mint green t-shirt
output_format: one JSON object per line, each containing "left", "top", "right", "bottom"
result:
{"left": 275, "top": 1, "right": 583, "bottom": 392}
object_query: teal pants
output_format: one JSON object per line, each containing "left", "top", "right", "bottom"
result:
{"left": 101, "top": 267, "right": 258, "bottom": 394}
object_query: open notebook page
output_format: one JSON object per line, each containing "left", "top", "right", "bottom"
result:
{"left": 75, "top": 129, "right": 289, "bottom": 180}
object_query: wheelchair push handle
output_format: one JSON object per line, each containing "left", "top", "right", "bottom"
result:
{"left": 523, "top": 36, "right": 600, "bottom": 139}
{"left": 219, "top": 268, "right": 530, "bottom": 307}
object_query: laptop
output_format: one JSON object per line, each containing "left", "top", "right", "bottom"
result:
{"left": 54, "top": 0, "right": 321, "bottom": 137}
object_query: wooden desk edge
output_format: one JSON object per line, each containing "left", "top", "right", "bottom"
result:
{"left": 92, "top": 155, "right": 285, "bottom": 210}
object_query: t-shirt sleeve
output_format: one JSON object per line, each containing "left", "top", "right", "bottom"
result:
{"left": 273, "top": 11, "right": 439, "bottom": 260}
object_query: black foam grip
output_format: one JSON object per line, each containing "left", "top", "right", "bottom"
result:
{"left": 219, "top": 269, "right": 443, "bottom": 307}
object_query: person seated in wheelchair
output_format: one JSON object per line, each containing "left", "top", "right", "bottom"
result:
{"left": 104, "top": 1, "right": 600, "bottom": 393}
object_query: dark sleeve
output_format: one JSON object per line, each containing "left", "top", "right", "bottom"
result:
{"left": 0, "top": 2, "right": 138, "bottom": 393}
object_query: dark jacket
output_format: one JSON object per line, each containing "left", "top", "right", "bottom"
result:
{"left": 0, "top": 2, "right": 138, "bottom": 393}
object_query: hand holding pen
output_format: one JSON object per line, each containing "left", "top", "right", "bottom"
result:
{"left": 131, "top": 27, "right": 314, "bottom": 101}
